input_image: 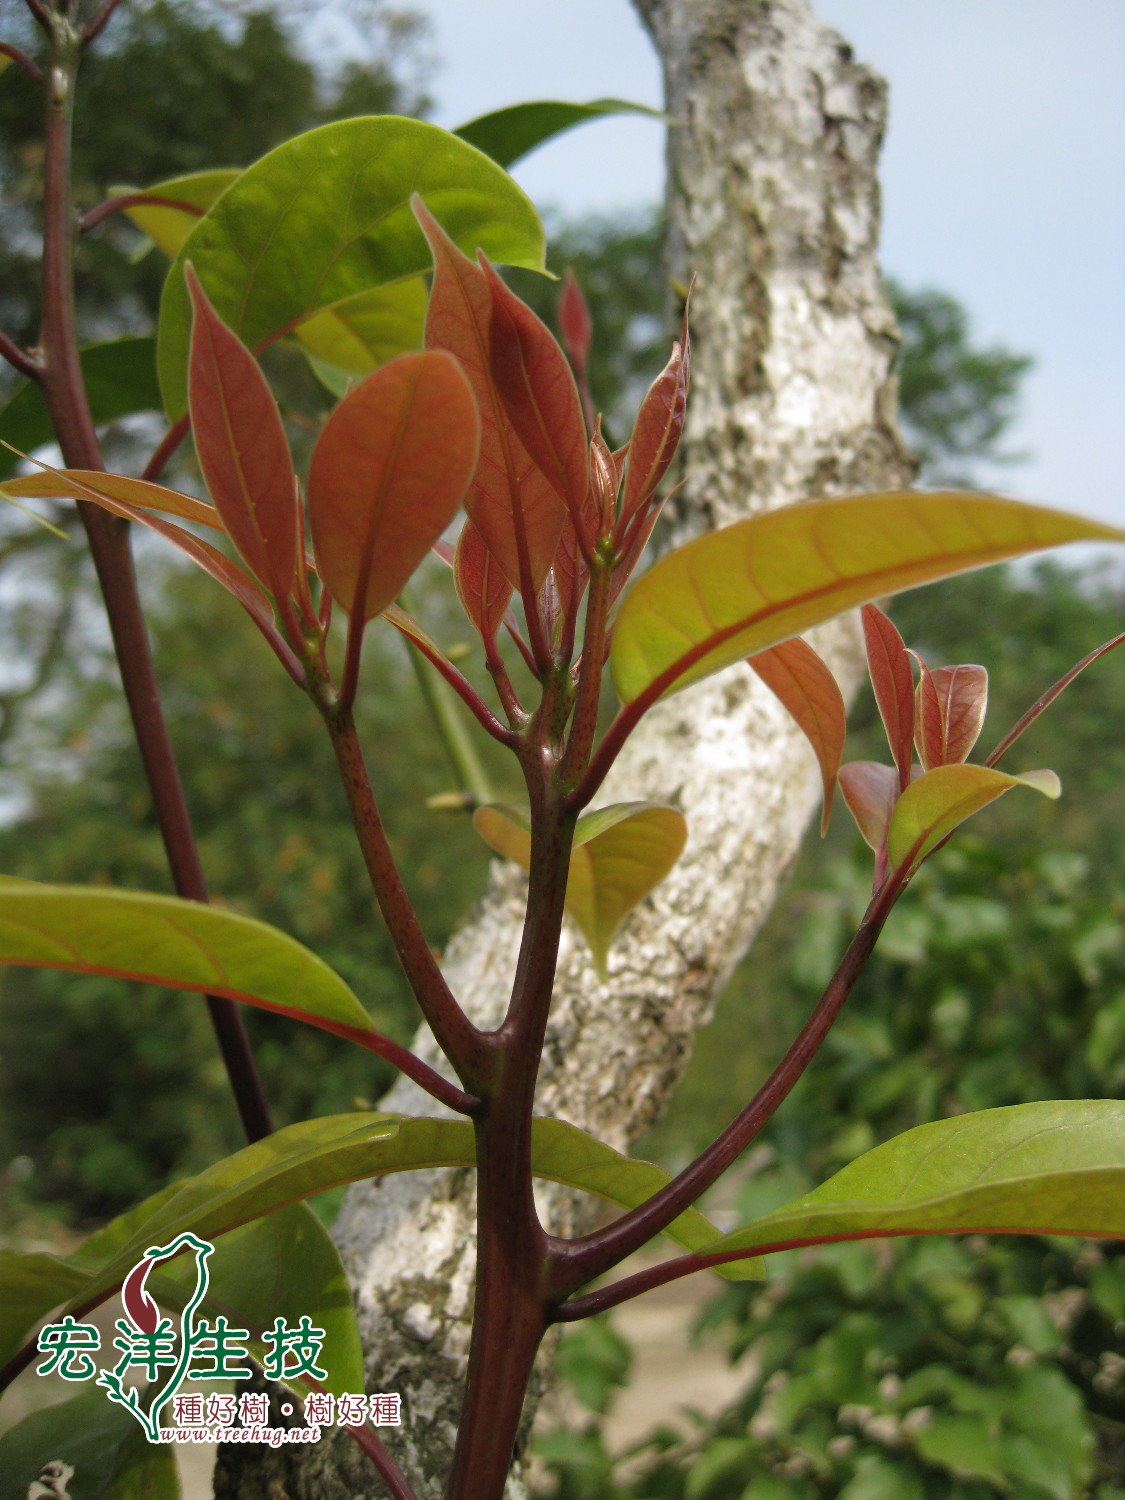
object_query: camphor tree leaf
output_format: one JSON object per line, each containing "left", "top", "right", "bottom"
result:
{"left": 610, "top": 493, "right": 1125, "bottom": 706}
{"left": 887, "top": 762, "right": 1060, "bottom": 877}
{"left": 117, "top": 167, "right": 240, "bottom": 258}
{"left": 0, "top": 881, "right": 377, "bottom": 1044}
{"left": 416, "top": 196, "right": 567, "bottom": 597}
{"left": 749, "top": 636, "right": 846, "bottom": 834}
{"left": 307, "top": 351, "right": 480, "bottom": 623}
{"left": 473, "top": 802, "right": 688, "bottom": 977}
{"left": 0, "top": 467, "right": 220, "bottom": 530}
{"left": 480, "top": 255, "right": 590, "bottom": 528}
{"left": 186, "top": 265, "right": 299, "bottom": 599}
{"left": 0, "top": 1389, "right": 179, "bottom": 1500}
{"left": 699, "top": 1099, "right": 1125, "bottom": 1266}
{"left": 294, "top": 278, "right": 429, "bottom": 384}
{"left": 837, "top": 761, "right": 902, "bottom": 853}
{"left": 454, "top": 517, "right": 513, "bottom": 643}
{"left": 1, "top": 1113, "right": 755, "bottom": 1379}
{"left": 155, "top": 1203, "right": 363, "bottom": 1399}
{"left": 861, "top": 602, "right": 915, "bottom": 791}
{"left": 0, "top": 338, "right": 160, "bottom": 481}
{"left": 619, "top": 307, "right": 690, "bottom": 526}
{"left": 0, "top": 1251, "right": 89, "bottom": 1373}
{"left": 914, "top": 661, "right": 989, "bottom": 770}
{"left": 454, "top": 98, "right": 665, "bottom": 170}
{"left": 158, "top": 117, "right": 547, "bottom": 419}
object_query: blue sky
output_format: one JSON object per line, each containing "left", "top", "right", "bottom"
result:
{"left": 373, "top": 0, "right": 1125, "bottom": 530}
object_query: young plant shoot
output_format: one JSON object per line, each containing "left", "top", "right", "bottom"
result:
{"left": 1, "top": 5, "right": 1124, "bottom": 1497}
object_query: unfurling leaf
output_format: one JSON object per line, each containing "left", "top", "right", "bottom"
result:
{"left": 698, "top": 1100, "right": 1125, "bottom": 1263}
{"left": 473, "top": 802, "right": 687, "bottom": 977}
{"left": 888, "top": 762, "right": 1060, "bottom": 877}
{"left": 416, "top": 195, "right": 567, "bottom": 597}
{"left": 559, "top": 269, "right": 593, "bottom": 373}
{"left": 186, "top": 264, "right": 299, "bottom": 600}
{"left": 479, "top": 254, "right": 590, "bottom": 528}
{"left": 611, "top": 492, "right": 1125, "bottom": 707}
{"left": 861, "top": 602, "right": 915, "bottom": 790}
{"left": 619, "top": 313, "right": 689, "bottom": 528}
{"left": 838, "top": 761, "right": 901, "bottom": 853}
{"left": 914, "top": 661, "right": 989, "bottom": 770}
{"left": 158, "top": 118, "right": 546, "bottom": 419}
{"left": 749, "top": 636, "right": 846, "bottom": 834}
{"left": 307, "top": 351, "right": 480, "bottom": 623}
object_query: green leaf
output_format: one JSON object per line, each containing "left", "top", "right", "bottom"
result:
{"left": 455, "top": 98, "right": 664, "bottom": 170}
{"left": 6, "top": 1114, "right": 757, "bottom": 1379}
{"left": 0, "top": 1390, "right": 179, "bottom": 1500}
{"left": 888, "top": 762, "right": 1061, "bottom": 877}
{"left": 913, "top": 1412, "right": 1009, "bottom": 1486}
{"left": 473, "top": 801, "right": 688, "bottom": 977}
{"left": 117, "top": 168, "right": 240, "bottom": 259}
{"left": 0, "top": 881, "right": 377, "bottom": 1041}
{"left": 610, "top": 492, "right": 1125, "bottom": 706}
{"left": 158, "top": 117, "right": 546, "bottom": 418}
{"left": 155, "top": 1203, "right": 363, "bottom": 1399}
{"left": 294, "top": 278, "right": 429, "bottom": 380}
{"left": 0, "top": 338, "right": 159, "bottom": 480}
{"left": 700, "top": 1099, "right": 1125, "bottom": 1264}
{"left": 0, "top": 1251, "right": 89, "bottom": 1372}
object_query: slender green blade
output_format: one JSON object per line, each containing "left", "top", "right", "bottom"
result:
{"left": 455, "top": 98, "right": 664, "bottom": 170}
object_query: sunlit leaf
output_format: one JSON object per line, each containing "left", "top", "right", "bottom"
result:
{"left": 914, "top": 661, "right": 989, "bottom": 770}
{"left": 699, "top": 1100, "right": 1125, "bottom": 1264}
{"left": 0, "top": 468, "right": 219, "bottom": 529}
{"left": 887, "top": 762, "right": 1060, "bottom": 876}
{"left": 481, "top": 255, "right": 590, "bottom": 527}
{"left": 0, "top": 338, "right": 160, "bottom": 481}
{"left": 454, "top": 517, "right": 513, "bottom": 642}
{"left": 838, "top": 761, "right": 901, "bottom": 852}
{"left": 749, "top": 636, "right": 846, "bottom": 834}
{"left": 611, "top": 492, "right": 1125, "bottom": 706}
{"left": 473, "top": 801, "right": 688, "bottom": 977}
{"left": 0, "top": 1390, "right": 178, "bottom": 1500}
{"left": 158, "top": 118, "right": 546, "bottom": 418}
{"left": 0, "top": 882, "right": 377, "bottom": 1042}
{"left": 293, "top": 278, "right": 428, "bottom": 380}
{"left": 454, "top": 98, "right": 664, "bottom": 169}
{"left": 117, "top": 167, "right": 239, "bottom": 258}
{"left": 307, "top": 350, "right": 479, "bottom": 622}
{"left": 416, "top": 196, "right": 566, "bottom": 595}
{"left": 861, "top": 602, "right": 915, "bottom": 790}
{"left": 186, "top": 265, "right": 299, "bottom": 598}
{"left": 619, "top": 315, "right": 689, "bottom": 526}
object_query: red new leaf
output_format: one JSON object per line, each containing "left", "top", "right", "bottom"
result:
{"left": 414, "top": 196, "right": 566, "bottom": 601}
{"left": 915, "top": 662, "right": 989, "bottom": 770}
{"left": 559, "top": 268, "right": 595, "bottom": 430}
{"left": 749, "top": 637, "right": 847, "bottom": 834}
{"left": 307, "top": 350, "right": 480, "bottom": 623}
{"left": 619, "top": 313, "right": 690, "bottom": 528}
{"left": 455, "top": 518, "right": 513, "bottom": 644}
{"left": 185, "top": 264, "right": 299, "bottom": 600}
{"left": 479, "top": 253, "right": 590, "bottom": 533}
{"left": 861, "top": 603, "right": 916, "bottom": 791}
{"left": 838, "top": 761, "right": 900, "bottom": 853}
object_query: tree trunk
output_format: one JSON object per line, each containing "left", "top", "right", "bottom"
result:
{"left": 215, "top": 1, "right": 912, "bottom": 1494}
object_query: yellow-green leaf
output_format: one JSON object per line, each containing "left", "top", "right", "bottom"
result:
{"left": 699, "top": 1100, "right": 1125, "bottom": 1266}
{"left": 117, "top": 167, "right": 240, "bottom": 258}
{"left": 610, "top": 492, "right": 1125, "bottom": 706}
{"left": 473, "top": 802, "right": 687, "bottom": 976}
{"left": 888, "top": 762, "right": 1060, "bottom": 877}
{"left": 157, "top": 118, "right": 546, "bottom": 419}
{"left": 0, "top": 466, "right": 220, "bottom": 530}
{"left": 294, "top": 279, "right": 429, "bottom": 378}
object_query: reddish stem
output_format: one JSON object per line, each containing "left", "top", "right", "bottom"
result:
{"left": 0, "top": 38, "right": 41, "bottom": 82}
{"left": 547, "top": 868, "right": 907, "bottom": 1297}
{"left": 141, "top": 413, "right": 190, "bottom": 483}
{"left": 79, "top": 190, "right": 202, "bottom": 234}
{"left": 0, "top": 327, "right": 41, "bottom": 380}
{"left": 34, "top": 4, "right": 272, "bottom": 1144}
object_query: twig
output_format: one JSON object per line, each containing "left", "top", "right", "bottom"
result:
{"left": 0, "top": 38, "right": 41, "bottom": 82}
{"left": 0, "top": 327, "right": 42, "bottom": 381}
{"left": 79, "top": 0, "right": 124, "bottom": 46}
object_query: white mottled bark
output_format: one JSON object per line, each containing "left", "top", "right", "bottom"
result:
{"left": 215, "top": 1, "right": 912, "bottom": 1494}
